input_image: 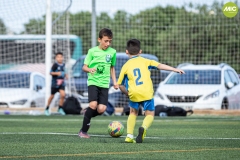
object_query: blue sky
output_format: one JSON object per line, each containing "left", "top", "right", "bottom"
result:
{"left": 0, "top": 0, "right": 237, "bottom": 33}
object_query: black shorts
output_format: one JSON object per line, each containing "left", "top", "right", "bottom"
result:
{"left": 51, "top": 86, "right": 65, "bottom": 95}
{"left": 88, "top": 85, "right": 109, "bottom": 105}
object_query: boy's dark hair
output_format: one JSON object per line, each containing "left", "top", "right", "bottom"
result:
{"left": 99, "top": 28, "right": 113, "bottom": 39}
{"left": 126, "top": 39, "right": 141, "bottom": 55}
{"left": 55, "top": 52, "right": 63, "bottom": 57}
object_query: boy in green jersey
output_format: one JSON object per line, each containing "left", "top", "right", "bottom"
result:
{"left": 78, "top": 28, "right": 118, "bottom": 138}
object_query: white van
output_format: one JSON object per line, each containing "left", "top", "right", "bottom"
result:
{"left": 0, "top": 71, "right": 45, "bottom": 108}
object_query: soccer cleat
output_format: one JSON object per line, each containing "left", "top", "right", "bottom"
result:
{"left": 78, "top": 131, "right": 90, "bottom": 138}
{"left": 125, "top": 137, "right": 136, "bottom": 143}
{"left": 58, "top": 108, "right": 66, "bottom": 115}
{"left": 136, "top": 127, "right": 146, "bottom": 143}
{"left": 44, "top": 109, "right": 50, "bottom": 116}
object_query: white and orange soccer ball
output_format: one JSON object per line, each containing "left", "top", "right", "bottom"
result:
{"left": 108, "top": 121, "right": 124, "bottom": 137}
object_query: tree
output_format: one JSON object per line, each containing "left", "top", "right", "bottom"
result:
{"left": 22, "top": 2, "right": 240, "bottom": 72}
{"left": 24, "top": 18, "right": 45, "bottom": 34}
{"left": 70, "top": 11, "right": 92, "bottom": 54}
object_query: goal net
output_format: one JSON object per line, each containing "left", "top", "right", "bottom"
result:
{"left": 71, "top": 1, "right": 240, "bottom": 112}
{"left": 0, "top": 0, "right": 74, "bottom": 110}
{"left": 0, "top": 0, "right": 239, "bottom": 113}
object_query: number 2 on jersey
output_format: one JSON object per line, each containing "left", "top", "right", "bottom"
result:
{"left": 133, "top": 68, "right": 143, "bottom": 85}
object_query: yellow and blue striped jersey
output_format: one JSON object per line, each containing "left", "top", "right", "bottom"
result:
{"left": 117, "top": 56, "right": 160, "bottom": 102}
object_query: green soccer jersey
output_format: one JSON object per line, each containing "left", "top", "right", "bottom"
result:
{"left": 84, "top": 46, "right": 117, "bottom": 88}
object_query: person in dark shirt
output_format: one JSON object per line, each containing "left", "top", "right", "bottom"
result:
{"left": 45, "top": 52, "right": 67, "bottom": 116}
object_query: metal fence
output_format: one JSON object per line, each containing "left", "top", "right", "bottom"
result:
{"left": 0, "top": 0, "right": 239, "bottom": 112}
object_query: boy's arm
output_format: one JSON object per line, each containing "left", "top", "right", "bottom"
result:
{"left": 82, "top": 49, "right": 96, "bottom": 74}
{"left": 110, "top": 66, "right": 118, "bottom": 89}
{"left": 119, "top": 85, "right": 128, "bottom": 97}
{"left": 50, "top": 63, "right": 61, "bottom": 76}
{"left": 82, "top": 64, "right": 96, "bottom": 74}
{"left": 157, "top": 63, "right": 185, "bottom": 74}
{"left": 110, "top": 52, "right": 118, "bottom": 89}
{"left": 50, "top": 72, "right": 61, "bottom": 76}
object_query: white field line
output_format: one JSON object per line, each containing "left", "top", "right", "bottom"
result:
{"left": 0, "top": 118, "right": 240, "bottom": 122}
{"left": 1, "top": 132, "right": 240, "bottom": 140}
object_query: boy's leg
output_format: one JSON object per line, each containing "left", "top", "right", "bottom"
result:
{"left": 79, "top": 101, "right": 97, "bottom": 138}
{"left": 136, "top": 99, "right": 155, "bottom": 143}
{"left": 93, "top": 104, "right": 106, "bottom": 117}
{"left": 79, "top": 86, "right": 99, "bottom": 138}
{"left": 45, "top": 87, "right": 56, "bottom": 116}
{"left": 58, "top": 89, "right": 65, "bottom": 107}
{"left": 58, "top": 88, "right": 66, "bottom": 115}
{"left": 45, "top": 95, "right": 54, "bottom": 116}
{"left": 136, "top": 111, "right": 154, "bottom": 143}
{"left": 46, "top": 94, "right": 54, "bottom": 109}
{"left": 125, "top": 107, "right": 138, "bottom": 143}
{"left": 96, "top": 87, "right": 108, "bottom": 116}
{"left": 142, "top": 110, "right": 154, "bottom": 129}
{"left": 125, "top": 101, "right": 139, "bottom": 143}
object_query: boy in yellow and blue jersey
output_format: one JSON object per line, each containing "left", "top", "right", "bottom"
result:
{"left": 117, "top": 39, "right": 185, "bottom": 143}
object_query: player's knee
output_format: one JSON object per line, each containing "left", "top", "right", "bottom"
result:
{"left": 59, "top": 91, "right": 65, "bottom": 98}
{"left": 89, "top": 101, "right": 98, "bottom": 109}
{"left": 49, "top": 95, "right": 54, "bottom": 100}
{"left": 145, "top": 110, "right": 154, "bottom": 116}
{"left": 60, "top": 94, "right": 65, "bottom": 99}
{"left": 130, "top": 108, "right": 138, "bottom": 116}
{"left": 97, "top": 105, "right": 106, "bottom": 113}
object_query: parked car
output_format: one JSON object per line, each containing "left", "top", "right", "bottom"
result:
{"left": 154, "top": 63, "right": 240, "bottom": 110}
{"left": 160, "top": 70, "right": 171, "bottom": 82}
{"left": 0, "top": 71, "right": 46, "bottom": 108}
{"left": 70, "top": 53, "right": 162, "bottom": 112}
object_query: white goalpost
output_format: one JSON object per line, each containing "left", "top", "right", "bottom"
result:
{"left": 45, "top": 0, "right": 52, "bottom": 106}
{"left": 0, "top": 0, "right": 75, "bottom": 110}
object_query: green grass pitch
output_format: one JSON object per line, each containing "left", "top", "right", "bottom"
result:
{"left": 0, "top": 115, "right": 240, "bottom": 160}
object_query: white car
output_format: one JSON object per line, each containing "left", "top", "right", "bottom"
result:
{"left": 0, "top": 71, "right": 46, "bottom": 108}
{"left": 154, "top": 63, "right": 240, "bottom": 110}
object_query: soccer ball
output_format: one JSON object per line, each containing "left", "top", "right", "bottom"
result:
{"left": 108, "top": 121, "right": 124, "bottom": 137}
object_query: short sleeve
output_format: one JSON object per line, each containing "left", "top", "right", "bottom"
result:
{"left": 50, "top": 63, "right": 58, "bottom": 72}
{"left": 111, "top": 52, "right": 116, "bottom": 66}
{"left": 148, "top": 60, "right": 160, "bottom": 69}
{"left": 84, "top": 49, "right": 93, "bottom": 65}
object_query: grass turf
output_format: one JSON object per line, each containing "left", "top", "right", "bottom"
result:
{"left": 0, "top": 115, "right": 240, "bottom": 160}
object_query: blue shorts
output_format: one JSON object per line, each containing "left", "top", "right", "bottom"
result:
{"left": 129, "top": 99, "right": 155, "bottom": 111}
